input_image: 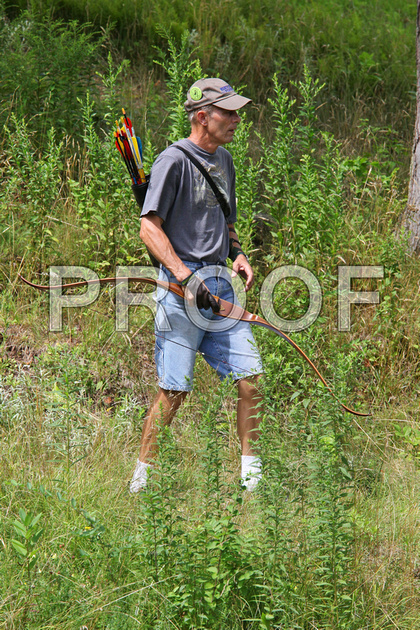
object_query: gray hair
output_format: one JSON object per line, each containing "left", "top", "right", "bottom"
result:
{"left": 187, "top": 104, "right": 215, "bottom": 124}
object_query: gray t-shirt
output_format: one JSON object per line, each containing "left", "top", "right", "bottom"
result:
{"left": 141, "top": 138, "right": 237, "bottom": 263}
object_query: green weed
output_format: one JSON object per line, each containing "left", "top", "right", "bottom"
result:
{"left": 0, "top": 12, "right": 420, "bottom": 630}
{"left": 11, "top": 509, "right": 43, "bottom": 581}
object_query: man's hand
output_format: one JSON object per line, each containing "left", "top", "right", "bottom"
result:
{"left": 182, "top": 273, "right": 221, "bottom": 312}
{"left": 231, "top": 254, "right": 254, "bottom": 291}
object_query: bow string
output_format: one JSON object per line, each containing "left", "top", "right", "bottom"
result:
{"left": 18, "top": 274, "right": 370, "bottom": 417}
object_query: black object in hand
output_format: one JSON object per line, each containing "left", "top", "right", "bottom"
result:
{"left": 182, "top": 273, "right": 221, "bottom": 312}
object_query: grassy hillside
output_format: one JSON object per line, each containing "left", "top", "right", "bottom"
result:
{"left": 1, "top": 2, "right": 420, "bottom": 628}
{"left": 1, "top": 1, "right": 416, "bottom": 153}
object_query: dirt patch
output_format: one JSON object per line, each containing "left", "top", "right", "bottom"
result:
{"left": 0, "top": 325, "right": 38, "bottom": 366}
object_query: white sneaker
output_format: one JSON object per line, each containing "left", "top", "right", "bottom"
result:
{"left": 129, "top": 460, "right": 151, "bottom": 494}
{"left": 243, "top": 474, "right": 261, "bottom": 492}
{"left": 241, "top": 455, "right": 262, "bottom": 492}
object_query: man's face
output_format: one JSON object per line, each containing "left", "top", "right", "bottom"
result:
{"left": 204, "top": 106, "right": 241, "bottom": 146}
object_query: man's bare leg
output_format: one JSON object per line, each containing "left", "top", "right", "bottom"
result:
{"left": 130, "top": 387, "right": 187, "bottom": 492}
{"left": 139, "top": 387, "right": 188, "bottom": 462}
{"left": 237, "top": 376, "right": 263, "bottom": 455}
{"left": 237, "top": 376, "right": 263, "bottom": 490}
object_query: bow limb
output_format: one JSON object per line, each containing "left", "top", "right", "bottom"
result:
{"left": 18, "top": 273, "right": 185, "bottom": 298}
{"left": 19, "top": 273, "right": 370, "bottom": 417}
{"left": 215, "top": 295, "right": 370, "bottom": 418}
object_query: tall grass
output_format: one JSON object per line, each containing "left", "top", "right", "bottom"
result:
{"left": 1, "top": 19, "right": 420, "bottom": 630}
{"left": 0, "top": 6, "right": 109, "bottom": 140}
{"left": 1, "top": 0, "right": 415, "bottom": 149}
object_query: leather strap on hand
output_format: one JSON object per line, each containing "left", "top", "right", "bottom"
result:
{"left": 228, "top": 238, "right": 248, "bottom": 262}
{"left": 181, "top": 273, "right": 221, "bottom": 312}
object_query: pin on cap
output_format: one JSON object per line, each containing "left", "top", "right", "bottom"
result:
{"left": 190, "top": 86, "right": 203, "bottom": 101}
{"left": 184, "top": 78, "right": 251, "bottom": 112}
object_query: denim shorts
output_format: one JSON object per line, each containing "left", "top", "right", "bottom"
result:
{"left": 154, "top": 261, "right": 263, "bottom": 392}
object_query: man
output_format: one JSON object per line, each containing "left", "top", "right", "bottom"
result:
{"left": 130, "top": 78, "right": 263, "bottom": 493}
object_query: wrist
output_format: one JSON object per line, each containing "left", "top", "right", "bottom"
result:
{"left": 229, "top": 245, "right": 249, "bottom": 262}
{"left": 180, "top": 272, "right": 194, "bottom": 286}
{"left": 228, "top": 237, "right": 248, "bottom": 262}
{"left": 177, "top": 263, "right": 195, "bottom": 285}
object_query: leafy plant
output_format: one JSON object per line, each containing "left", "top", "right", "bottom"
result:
{"left": 0, "top": 9, "right": 419, "bottom": 629}
{"left": 228, "top": 111, "right": 261, "bottom": 255}
{"left": 3, "top": 114, "right": 63, "bottom": 266}
{"left": 153, "top": 27, "right": 203, "bottom": 143}
{"left": 68, "top": 79, "right": 142, "bottom": 268}
{"left": 11, "top": 509, "right": 43, "bottom": 581}
{"left": 0, "top": 9, "right": 107, "bottom": 139}
{"left": 260, "top": 67, "right": 349, "bottom": 261}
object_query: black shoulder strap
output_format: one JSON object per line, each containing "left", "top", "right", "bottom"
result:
{"left": 175, "top": 145, "right": 232, "bottom": 222}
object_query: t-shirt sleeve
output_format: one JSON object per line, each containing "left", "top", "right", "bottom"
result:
{"left": 228, "top": 165, "right": 237, "bottom": 224}
{"left": 140, "top": 153, "right": 181, "bottom": 222}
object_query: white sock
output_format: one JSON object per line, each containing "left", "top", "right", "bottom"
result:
{"left": 241, "top": 455, "right": 262, "bottom": 491}
{"left": 130, "top": 460, "right": 152, "bottom": 493}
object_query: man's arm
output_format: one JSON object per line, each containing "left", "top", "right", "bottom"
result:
{"left": 228, "top": 223, "right": 254, "bottom": 291}
{"left": 140, "top": 214, "right": 191, "bottom": 282}
{"left": 140, "top": 213, "right": 220, "bottom": 312}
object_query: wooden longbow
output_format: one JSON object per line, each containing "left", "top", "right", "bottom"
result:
{"left": 19, "top": 273, "right": 370, "bottom": 417}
